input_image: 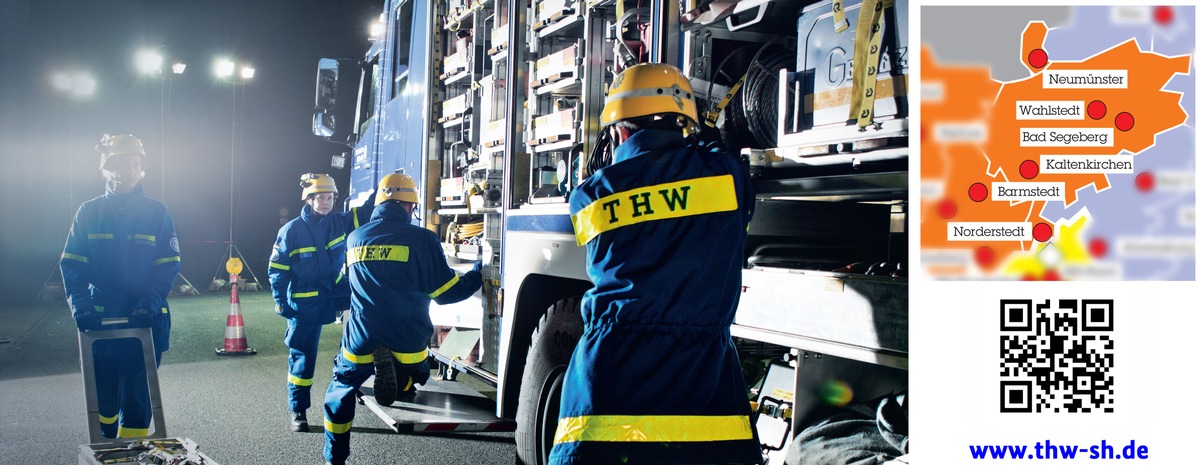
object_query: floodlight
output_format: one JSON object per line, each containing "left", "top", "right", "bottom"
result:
{"left": 136, "top": 49, "right": 164, "bottom": 75}
{"left": 240, "top": 66, "right": 256, "bottom": 80}
{"left": 172, "top": 62, "right": 187, "bottom": 75}
{"left": 215, "top": 59, "right": 236, "bottom": 78}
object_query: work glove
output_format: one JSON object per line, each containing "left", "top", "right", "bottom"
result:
{"left": 470, "top": 260, "right": 483, "bottom": 274}
{"left": 130, "top": 296, "right": 162, "bottom": 326}
{"left": 74, "top": 309, "right": 102, "bottom": 332}
{"left": 691, "top": 124, "right": 728, "bottom": 153}
{"left": 275, "top": 303, "right": 297, "bottom": 319}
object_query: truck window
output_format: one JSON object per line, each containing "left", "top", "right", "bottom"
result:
{"left": 358, "top": 58, "right": 379, "bottom": 136}
{"left": 392, "top": 0, "right": 414, "bottom": 96}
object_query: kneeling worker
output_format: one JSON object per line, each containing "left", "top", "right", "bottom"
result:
{"left": 322, "top": 172, "right": 482, "bottom": 465}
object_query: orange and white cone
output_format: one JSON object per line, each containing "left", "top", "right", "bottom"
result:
{"left": 215, "top": 274, "right": 257, "bottom": 356}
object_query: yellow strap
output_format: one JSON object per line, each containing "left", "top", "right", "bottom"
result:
{"left": 292, "top": 291, "right": 319, "bottom": 299}
{"left": 269, "top": 262, "right": 291, "bottom": 271}
{"left": 288, "top": 374, "right": 313, "bottom": 387}
{"left": 347, "top": 245, "right": 410, "bottom": 264}
{"left": 341, "top": 346, "right": 373, "bottom": 364}
{"left": 153, "top": 256, "right": 181, "bottom": 266}
{"left": 62, "top": 253, "right": 89, "bottom": 264}
{"left": 703, "top": 73, "right": 747, "bottom": 128}
{"left": 325, "top": 417, "right": 352, "bottom": 434}
{"left": 570, "top": 175, "right": 738, "bottom": 246}
{"left": 554, "top": 414, "right": 754, "bottom": 444}
{"left": 392, "top": 348, "right": 429, "bottom": 365}
{"left": 289, "top": 247, "right": 318, "bottom": 256}
{"left": 849, "top": 0, "right": 891, "bottom": 128}
{"left": 429, "top": 275, "right": 460, "bottom": 299}
{"left": 832, "top": 0, "right": 849, "bottom": 33}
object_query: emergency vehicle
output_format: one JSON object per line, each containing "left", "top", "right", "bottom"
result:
{"left": 311, "top": 1, "right": 908, "bottom": 463}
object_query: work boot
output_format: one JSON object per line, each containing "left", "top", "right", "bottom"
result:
{"left": 372, "top": 346, "right": 398, "bottom": 406}
{"left": 289, "top": 411, "right": 308, "bottom": 432}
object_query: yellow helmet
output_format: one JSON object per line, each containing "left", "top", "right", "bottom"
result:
{"left": 300, "top": 173, "right": 338, "bottom": 200}
{"left": 96, "top": 134, "right": 147, "bottom": 169}
{"left": 600, "top": 63, "right": 698, "bottom": 128}
{"left": 376, "top": 172, "right": 419, "bottom": 204}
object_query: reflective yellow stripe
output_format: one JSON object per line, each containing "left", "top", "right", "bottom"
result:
{"left": 570, "top": 175, "right": 738, "bottom": 246}
{"left": 353, "top": 207, "right": 361, "bottom": 228}
{"left": 153, "top": 256, "right": 181, "bottom": 266}
{"left": 429, "top": 275, "right": 459, "bottom": 299}
{"left": 327, "top": 234, "right": 346, "bottom": 249}
{"left": 347, "top": 245, "right": 410, "bottom": 265}
{"left": 62, "top": 253, "right": 89, "bottom": 263}
{"left": 553, "top": 415, "right": 754, "bottom": 444}
{"left": 117, "top": 426, "right": 150, "bottom": 438}
{"left": 289, "top": 247, "right": 318, "bottom": 256}
{"left": 292, "top": 291, "right": 319, "bottom": 299}
{"left": 128, "top": 234, "right": 156, "bottom": 243}
{"left": 392, "top": 348, "right": 428, "bottom": 365}
{"left": 98, "top": 413, "right": 117, "bottom": 425}
{"left": 88, "top": 233, "right": 113, "bottom": 240}
{"left": 341, "top": 346, "right": 373, "bottom": 364}
{"left": 288, "top": 374, "right": 313, "bottom": 386}
{"left": 325, "top": 417, "right": 352, "bottom": 434}
{"left": 269, "top": 262, "right": 291, "bottom": 271}
{"left": 335, "top": 272, "right": 344, "bottom": 284}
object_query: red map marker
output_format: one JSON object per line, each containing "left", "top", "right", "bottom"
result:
{"left": 1028, "top": 48, "right": 1048, "bottom": 69}
{"left": 1032, "top": 222, "right": 1053, "bottom": 242}
{"left": 937, "top": 199, "right": 957, "bottom": 219}
{"left": 1019, "top": 160, "right": 1039, "bottom": 179}
{"left": 1087, "top": 100, "right": 1107, "bottom": 120}
{"left": 968, "top": 182, "right": 989, "bottom": 202}
{"left": 1115, "top": 112, "right": 1135, "bottom": 131}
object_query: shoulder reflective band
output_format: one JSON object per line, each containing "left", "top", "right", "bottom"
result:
{"left": 269, "top": 262, "right": 291, "bottom": 271}
{"left": 849, "top": 0, "right": 892, "bottom": 128}
{"left": 429, "top": 275, "right": 460, "bottom": 299}
{"left": 553, "top": 415, "right": 753, "bottom": 444}
{"left": 289, "top": 247, "right": 318, "bottom": 256}
{"left": 62, "top": 252, "right": 89, "bottom": 263}
{"left": 327, "top": 234, "right": 346, "bottom": 249}
{"left": 347, "top": 245, "right": 410, "bottom": 265}
{"left": 352, "top": 207, "right": 361, "bottom": 228}
{"left": 88, "top": 233, "right": 114, "bottom": 240}
{"left": 153, "top": 256, "right": 181, "bottom": 266}
{"left": 325, "top": 417, "right": 352, "bottom": 434}
{"left": 570, "top": 175, "right": 738, "bottom": 246}
{"left": 288, "top": 374, "right": 313, "bottom": 387}
{"left": 391, "top": 348, "right": 429, "bottom": 365}
{"left": 341, "top": 346, "right": 373, "bottom": 364}
{"left": 832, "top": 0, "right": 849, "bottom": 33}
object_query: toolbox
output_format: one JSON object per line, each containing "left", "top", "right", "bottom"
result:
{"left": 76, "top": 324, "right": 220, "bottom": 464}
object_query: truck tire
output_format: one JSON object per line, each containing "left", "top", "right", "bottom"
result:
{"left": 514, "top": 297, "right": 583, "bottom": 465}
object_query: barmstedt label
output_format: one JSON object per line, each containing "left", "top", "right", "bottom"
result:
{"left": 1015, "top": 100, "right": 1084, "bottom": 120}
{"left": 1019, "top": 128, "right": 1113, "bottom": 147}
{"left": 1039, "top": 155, "right": 1134, "bottom": 173}
{"left": 1042, "top": 70, "right": 1128, "bottom": 89}
{"left": 992, "top": 182, "right": 1065, "bottom": 201}
{"left": 947, "top": 222, "right": 1031, "bottom": 241}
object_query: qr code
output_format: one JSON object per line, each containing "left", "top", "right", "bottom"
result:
{"left": 999, "top": 299, "right": 1114, "bottom": 413}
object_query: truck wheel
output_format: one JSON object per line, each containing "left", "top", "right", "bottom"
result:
{"left": 515, "top": 297, "right": 583, "bottom": 465}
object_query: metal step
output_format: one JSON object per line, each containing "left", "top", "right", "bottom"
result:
{"left": 362, "top": 378, "right": 515, "bottom": 433}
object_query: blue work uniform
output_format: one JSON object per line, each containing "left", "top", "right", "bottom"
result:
{"left": 61, "top": 182, "right": 181, "bottom": 439}
{"left": 268, "top": 200, "right": 373, "bottom": 414}
{"left": 323, "top": 201, "right": 482, "bottom": 465}
{"left": 554, "top": 129, "right": 760, "bottom": 465}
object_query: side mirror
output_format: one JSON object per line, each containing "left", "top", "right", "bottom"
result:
{"left": 313, "top": 58, "right": 339, "bottom": 137}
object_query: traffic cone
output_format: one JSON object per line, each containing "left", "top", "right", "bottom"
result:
{"left": 215, "top": 274, "right": 257, "bottom": 356}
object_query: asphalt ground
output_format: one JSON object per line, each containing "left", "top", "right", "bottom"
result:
{"left": 0, "top": 290, "right": 516, "bottom": 465}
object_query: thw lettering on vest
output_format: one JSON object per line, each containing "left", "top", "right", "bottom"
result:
{"left": 347, "top": 245, "right": 410, "bottom": 264}
{"left": 572, "top": 175, "right": 738, "bottom": 246}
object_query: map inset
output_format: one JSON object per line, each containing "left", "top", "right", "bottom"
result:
{"left": 921, "top": 5, "right": 1195, "bottom": 280}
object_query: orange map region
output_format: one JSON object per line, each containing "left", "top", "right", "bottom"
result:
{"left": 922, "top": 22, "right": 1190, "bottom": 274}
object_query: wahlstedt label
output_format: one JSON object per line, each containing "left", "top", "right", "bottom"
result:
{"left": 1015, "top": 100, "right": 1084, "bottom": 120}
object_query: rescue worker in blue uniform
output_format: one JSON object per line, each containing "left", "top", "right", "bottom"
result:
{"left": 554, "top": 63, "right": 761, "bottom": 465}
{"left": 322, "top": 172, "right": 482, "bottom": 465}
{"left": 61, "top": 134, "right": 181, "bottom": 439}
{"left": 268, "top": 173, "right": 374, "bottom": 432}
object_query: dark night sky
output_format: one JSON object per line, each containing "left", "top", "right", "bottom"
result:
{"left": 0, "top": 0, "right": 381, "bottom": 301}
